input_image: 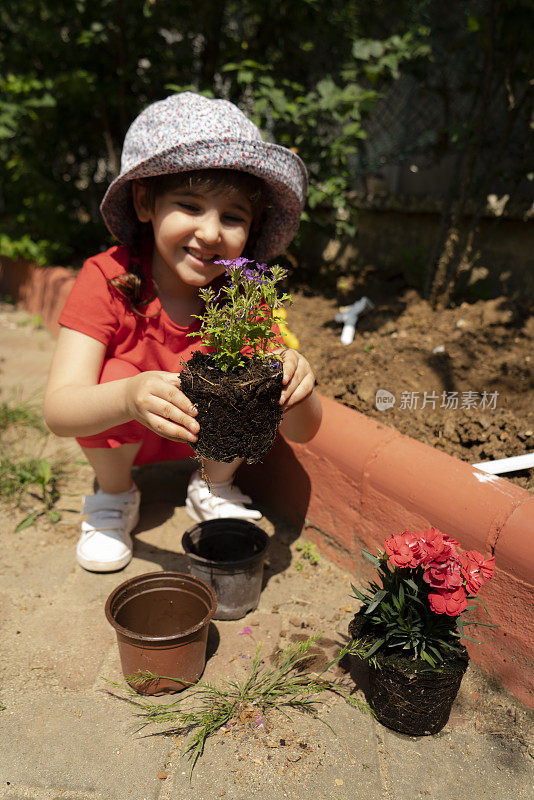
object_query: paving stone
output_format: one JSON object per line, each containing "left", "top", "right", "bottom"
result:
{"left": 377, "top": 722, "right": 533, "bottom": 800}
{"left": 14, "top": 600, "right": 114, "bottom": 690}
{"left": 202, "top": 611, "right": 282, "bottom": 684}
{"left": 0, "top": 788, "right": 104, "bottom": 799}
{"left": 129, "top": 504, "right": 193, "bottom": 574}
{"left": 164, "top": 699, "right": 382, "bottom": 800}
{"left": 0, "top": 690, "right": 169, "bottom": 800}
{"left": 0, "top": 531, "right": 74, "bottom": 600}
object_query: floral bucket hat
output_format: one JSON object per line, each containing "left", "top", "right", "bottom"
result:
{"left": 100, "top": 92, "right": 308, "bottom": 261}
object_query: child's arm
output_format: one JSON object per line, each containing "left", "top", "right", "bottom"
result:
{"left": 276, "top": 349, "right": 322, "bottom": 443}
{"left": 44, "top": 327, "right": 199, "bottom": 444}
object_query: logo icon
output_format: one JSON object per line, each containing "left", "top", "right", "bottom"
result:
{"left": 375, "top": 389, "right": 395, "bottom": 411}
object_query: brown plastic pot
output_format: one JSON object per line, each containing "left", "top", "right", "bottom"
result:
{"left": 105, "top": 571, "right": 217, "bottom": 695}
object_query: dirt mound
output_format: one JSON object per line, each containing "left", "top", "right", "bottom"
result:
{"left": 286, "top": 279, "right": 533, "bottom": 492}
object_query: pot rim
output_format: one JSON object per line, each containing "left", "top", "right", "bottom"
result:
{"left": 105, "top": 570, "right": 217, "bottom": 643}
{"left": 182, "top": 519, "right": 270, "bottom": 569}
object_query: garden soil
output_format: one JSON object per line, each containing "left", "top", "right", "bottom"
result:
{"left": 0, "top": 302, "right": 532, "bottom": 800}
{"left": 285, "top": 276, "right": 534, "bottom": 492}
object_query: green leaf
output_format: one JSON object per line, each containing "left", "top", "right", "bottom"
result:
{"left": 427, "top": 645, "right": 443, "bottom": 661}
{"left": 37, "top": 458, "right": 51, "bottom": 486}
{"left": 361, "top": 550, "right": 380, "bottom": 566}
{"left": 398, "top": 582, "right": 405, "bottom": 607}
{"left": 365, "top": 589, "right": 387, "bottom": 614}
{"left": 464, "top": 621, "right": 499, "bottom": 629}
{"left": 15, "top": 511, "right": 41, "bottom": 532}
{"left": 363, "top": 638, "right": 385, "bottom": 658}
{"left": 419, "top": 650, "right": 436, "bottom": 666}
{"left": 467, "top": 15, "right": 480, "bottom": 32}
{"left": 352, "top": 39, "right": 385, "bottom": 60}
{"left": 472, "top": 596, "right": 494, "bottom": 619}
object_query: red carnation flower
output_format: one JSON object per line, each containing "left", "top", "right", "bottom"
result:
{"left": 384, "top": 531, "right": 424, "bottom": 569}
{"left": 467, "top": 550, "right": 495, "bottom": 581}
{"left": 423, "top": 560, "right": 464, "bottom": 590}
{"left": 428, "top": 587, "right": 468, "bottom": 616}
{"left": 460, "top": 551, "right": 495, "bottom": 594}
{"left": 419, "top": 527, "right": 459, "bottom": 565}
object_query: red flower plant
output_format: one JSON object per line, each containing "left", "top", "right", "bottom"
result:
{"left": 351, "top": 527, "right": 496, "bottom": 666}
{"left": 383, "top": 527, "right": 494, "bottom": 617}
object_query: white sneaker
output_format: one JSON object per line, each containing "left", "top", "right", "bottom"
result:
{"left": 76, "top": 484, "right": 140, "bottom": 572}
{"left": 185, "top": 470, "right": 262, "bottom": 523}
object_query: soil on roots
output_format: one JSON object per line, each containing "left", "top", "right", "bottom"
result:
{"left": 180, "top": 352, "right": 284, "bottom": 463}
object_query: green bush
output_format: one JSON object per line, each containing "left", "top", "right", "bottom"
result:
{"left": 0, "top": 1, "right": 426, "bottom": 266}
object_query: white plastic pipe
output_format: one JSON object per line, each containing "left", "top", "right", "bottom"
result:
{"left": 335, "top": 297, "right": 374, "bottom": 346}
{"left": 473, "top": 452, "right": 534, "bottom": 475}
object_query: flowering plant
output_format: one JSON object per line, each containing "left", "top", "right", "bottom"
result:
{"left": 350, "top": 527, "right": 495, "bottom": 668}
{"left": 188, "top": 258, "right": 291, "bottom": 372}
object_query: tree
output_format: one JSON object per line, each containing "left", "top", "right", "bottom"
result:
{"left": 0, "top": 0, "right": 423, "bottom": 265}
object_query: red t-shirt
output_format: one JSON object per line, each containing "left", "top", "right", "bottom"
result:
{"left": 58, "top": 243, "right": 209, "bottom": 373}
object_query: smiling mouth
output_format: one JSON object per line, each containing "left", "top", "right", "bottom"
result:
{"left": 184, "top": 247, "right": 218, "bottom": 264}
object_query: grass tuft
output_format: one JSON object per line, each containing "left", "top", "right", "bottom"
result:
{"left": 0, "top": 455, "right": 64, "bottom": 530}
{"left": 103, "top": 635, "right": 372, "bottom": 776}
{"left": 0, "top": 393, "right": 64, "bottom": 530}
{"left": 0, "top": 395, "right": 45, "bottom": 434}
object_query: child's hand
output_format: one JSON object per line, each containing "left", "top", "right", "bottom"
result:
{"left": 278, "top": 349, "right": 316, "bottom": 412}
{"left": 125, "top": 371, "right": 199, "bottom": 443}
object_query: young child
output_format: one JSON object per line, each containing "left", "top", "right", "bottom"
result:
{"left": 44, "top": 92, "right": 322, "bottom": 573}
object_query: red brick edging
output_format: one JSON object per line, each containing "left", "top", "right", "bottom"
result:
{"left": 2, "top": 258, "right": 533, "bottom": 707}
{"left": 0, "top": 258, "right": 76, "bottom": 335}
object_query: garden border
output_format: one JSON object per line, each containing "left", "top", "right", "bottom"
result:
{"left": 1, "top": 258, "right": 532, "bottom": 708}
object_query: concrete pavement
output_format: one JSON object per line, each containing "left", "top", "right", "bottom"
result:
{"left": 0, "top": 303, "right": 532, "bottom": 800}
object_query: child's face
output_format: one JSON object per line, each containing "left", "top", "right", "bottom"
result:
{"left": 132, "top": 182, "right": 253, "bottom": 295}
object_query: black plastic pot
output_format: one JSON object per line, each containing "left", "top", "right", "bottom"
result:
{"left": 182, "top": 519, "right": 270, "bottom": 620}
{"left": 349, "top": 613, "right": 469, "bottom": 735}
{"left": 367, "top": 651, "right": 468, "bottom": 735}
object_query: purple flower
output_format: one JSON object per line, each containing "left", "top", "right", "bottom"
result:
{"left": 242, "top": 266, "right": 272, "bottom": 284}
{"left": 239, "top": 626, "right": 253, "bottom": 635}
{"left": 215, "top": 257, "right": 255, "bottom": 272}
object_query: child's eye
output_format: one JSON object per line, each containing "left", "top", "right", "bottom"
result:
{"left": 177, "top": 202, "right": 199, "bottom": 212}
{"left": 223, "top": 213, "right": 246, "bottom": 224}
